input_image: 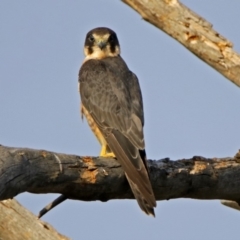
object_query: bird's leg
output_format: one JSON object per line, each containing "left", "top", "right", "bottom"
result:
{"left": 81, "top": 107, "right": 115, "bottom": 158}
{"left": 100, "top": 144, "right": 115, "bottom": 158}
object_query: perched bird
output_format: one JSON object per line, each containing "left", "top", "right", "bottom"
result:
{"left": 78, "top": 27, "right": 156, "bottom": 216}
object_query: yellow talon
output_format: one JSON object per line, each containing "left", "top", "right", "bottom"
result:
{"left": 103, "top": 152, "right": 116, "bottom": 158}
{"left": 100, "top": 144, "right": 115, "bottom": 158}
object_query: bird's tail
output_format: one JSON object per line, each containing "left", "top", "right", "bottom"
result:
{"left": 125, "top": 173, "right": 155, "bottom": 217}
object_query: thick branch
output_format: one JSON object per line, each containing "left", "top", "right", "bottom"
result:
{"left": 1, "top": 145, "right": 240, "bottom": 203}
{"left": 122, "top": 0, "right": 240, "bottom": 87}
{"left": 0, "top": 199, "right": 69, "bottom": 240}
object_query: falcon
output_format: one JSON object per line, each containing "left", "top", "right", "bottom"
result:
{"left": 78, "top": 27, "right": 156, "bottom": 216}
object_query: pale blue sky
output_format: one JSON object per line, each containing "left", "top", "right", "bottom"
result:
{"left": 1, "top": 1, "right": 240, "bottom": 239}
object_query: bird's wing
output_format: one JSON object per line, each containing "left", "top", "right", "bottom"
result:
{"left": 79, "top": 57, "right": 156, "bottom": 215}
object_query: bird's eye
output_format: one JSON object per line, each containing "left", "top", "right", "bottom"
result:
{"left": 108, "top": 34, "right": 115, "bottom": 42}
{"left": 88, "top": 35, "right": 94, "bottom": 42}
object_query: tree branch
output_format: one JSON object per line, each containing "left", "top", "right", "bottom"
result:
{"left": 1, "top": 145, "right": 240, "bottom": 204}
{"left": 0, "top": 198, "right": 69, "bottom": 240}
{"left": 122, "top": 0, "right": 240, "bottom": 87}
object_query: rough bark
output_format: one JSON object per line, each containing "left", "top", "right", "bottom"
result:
{"left": 122, "top": 0, "right": 240, "bottom": 87}
{"left": 1, "top": 145, "right": 240, "bottom": 236}
{"left": 0, "top": 199, "right": 69, "bottom": 240}
{"left": 1, "top": 145, "right": 240, "bottom": 203}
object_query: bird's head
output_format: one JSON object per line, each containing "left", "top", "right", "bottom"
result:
{"left": 84, "top": 27, "right": 120, "bottom": 60}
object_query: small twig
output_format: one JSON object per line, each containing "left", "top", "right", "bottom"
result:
{"left": 38, "top": 195, "right": 67, "bottom": 218}
{"left": 221, "top": 200, "right": 240, "bottom": 211}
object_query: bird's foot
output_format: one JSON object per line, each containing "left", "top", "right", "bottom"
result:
{"left": 101, "top": 152, "right": 116, "bottom": 158}
{"left": 100, "top": 145, "right": 115, "bottom": 158}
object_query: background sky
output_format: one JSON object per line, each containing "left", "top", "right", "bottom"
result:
{"left": 1, "top": 1, "right": 240, "bottom": 239}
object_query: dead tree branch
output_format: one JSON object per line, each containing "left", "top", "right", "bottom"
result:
{"left": 0, "top": 198, "right": 69, "bottom": 240}
{"left": 122, "top": 0, "right": 240, "bottom": 87}
{"left": 1, "top": 145, "right": 240, "bottom": 204}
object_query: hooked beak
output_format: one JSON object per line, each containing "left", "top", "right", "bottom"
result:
{"left": 97, "top": 40, "right": 107, "bottom": 50}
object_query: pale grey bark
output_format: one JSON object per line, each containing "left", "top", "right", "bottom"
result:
{"left": 122, "top": 0, "right": 240, "bottom": 87}
{"left": 0, "top": 199, "right": 69, "bottom": 240}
